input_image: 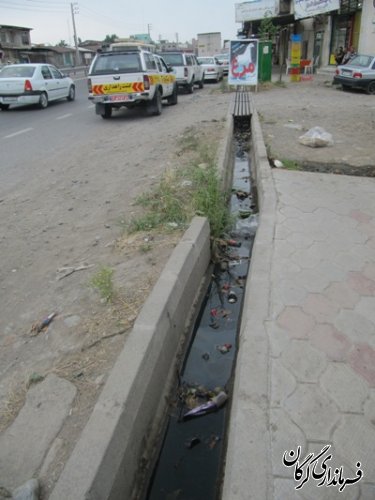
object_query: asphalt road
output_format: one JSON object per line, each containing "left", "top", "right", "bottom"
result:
{"left": 0, "top": 78, "right": 122, "bottom": 191}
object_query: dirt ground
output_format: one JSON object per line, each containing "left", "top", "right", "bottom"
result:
{"left": 253, "top": 72, "right": 375, "bottom": 175}
{"left": 1, "top": 73, "right": 374, "bottom": 497}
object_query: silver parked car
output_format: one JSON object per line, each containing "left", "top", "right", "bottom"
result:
{"left": 333, "top": 54, "right": 375, "bottom": 94}
{"left": 0, "top": 63, "right": 75, "bottom": 110}
{"left": 197, "top": 57, "right": 224, "bottom": 82}
{"left": 214, "top": 53, "right": 229, "bottom": 75}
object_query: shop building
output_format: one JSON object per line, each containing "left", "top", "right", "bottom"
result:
{"left": 237, "top": 0, "right": 375, "bottom": 68}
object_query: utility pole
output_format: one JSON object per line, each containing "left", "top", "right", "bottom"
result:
{"left": 147, "top": 23, "right": 152, "bottom": 39}
{"left": 70, "top": 2, "right": 80, "bottom": 67}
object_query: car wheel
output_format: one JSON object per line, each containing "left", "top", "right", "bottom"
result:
{"left": 67, "top": 85, "right": 75, "bottom": 101}
{"left": 187, "top": 81, "right": 194, "bottom": 94}
{"left": 167, "top": 84, "right": 178, "bottom": 105}
{"left": 101, "top": 105, "right": 112, "bottom": 119}
{"left": 0, "top": 104, "right": 10, "bottom": 111}
{"left": 39, "top": 92, "right": 48, "bottom": 109}
{"left": 342, "top": 84, "right": 350, "bottom": 91}
{"left": 366, "top": 80, "right": 375, "bottom": 95}
{"left": 149, "top": 89, "right": 162, "bottom": 115}
{"left": 198, "top": 76, "right": 204, "bottom": 89}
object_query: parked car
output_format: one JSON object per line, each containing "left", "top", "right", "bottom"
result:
{"left": 197, "top": 57, "right": 224, "bottom": 82}
{"left": 157, "top": 51, "right": 204, "bottom": 93}
{"left": 333, "top": 54, "right": 375, "bottom": 94}
{"left": 214, "top": 53, "right": 229, "bottom": 75}
{"left": 0, "top": 63, "right": 75, "bottom": 110}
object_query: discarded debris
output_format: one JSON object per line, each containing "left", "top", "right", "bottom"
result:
{"left": 228, "top": 291, "right": 238, "bottom": 304}
{"left": 182, "top": 391, "right": 228, "bottom": 420}
{"left": 185, "top": 437, "right": 201, "bottom": 449}
{"left": 239, "top": 209, "right": 251, "bottom": 219}
{"left": 56, "top": 263, "right": 94, "bottom": 280}
{"left": 217, "top": 344, "right": 232, "bottom": 354}
{"left": 227, "top": 239, "right": 241, "bottom": 248}
{"left": 208, "top": 435, "right": 221, "bottom": 450}
{"left": 30, "top": 312, "right": 57, "bottom": 336}
{"left": 202, "top": 353, "right": 210, "bottom": 361}
{"left": 234, "top": 190, "right": 249, "bottom": 200}
{"left": 298, "top": 126, "right": 333, "bottom": 148}
{"left": 270, "top": 158, "right": 284, "bottom": 168}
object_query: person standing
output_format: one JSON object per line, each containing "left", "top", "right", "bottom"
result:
{"left": 335, "top": 46, "right": 345, "bottom": 65}
{"left": 342, "top": 46, "right": 356, "bottom": 65}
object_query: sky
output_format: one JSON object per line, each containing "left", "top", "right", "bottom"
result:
{"left": 1, "top": 0, "right": 241, "bottom": 46}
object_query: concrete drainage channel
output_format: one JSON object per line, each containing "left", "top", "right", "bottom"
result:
{"left": 145, "top": 120, "right": 258, "bottom": 500}
{"left": 50, "top": 96, "right": 271, "bottom": 500}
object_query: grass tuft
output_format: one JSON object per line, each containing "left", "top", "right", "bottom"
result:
{"left": 90, "top": 266, "right": 115, "bottom": 302}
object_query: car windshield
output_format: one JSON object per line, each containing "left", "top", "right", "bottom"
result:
{"left": 159, "top": 53, "right": 183, "bottom": 66}
{"left": 347, "top": 55, "right": 373, "bottom": 67}
{"left": 0, "top": 66, "right": 36, "bottom": 78}
{"left": 90, "top": 53, "right": 142, "bottom": 74}
{"left": 198, "top": 58, "right": 215, "bottom": 64}
{"left": 215, "top": 55, "right": 228, "bottom": 62}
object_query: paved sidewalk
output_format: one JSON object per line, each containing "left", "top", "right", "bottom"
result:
{"left": 268, "top": 169, "right": 375, "bottom": 499}
{"left": 223, "top": 83, "right": 375, "bottom": 499}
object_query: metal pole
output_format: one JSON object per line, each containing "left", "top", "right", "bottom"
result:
{"left": 70, "top": 2, "right": 80, "bottom": 67}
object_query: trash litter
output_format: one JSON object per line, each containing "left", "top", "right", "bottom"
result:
{"left": 202, "top": 352, "right": 210, "bottom": 361}
{"left": 227, "top": 239, "right": 242, "bottom": 247}
{"left": 239, "top": 209, "right": 252, "bottom": 219}
{"left": 183, "top": 391, "right": 228, "bottom": 420}
{"left": 217, "top": 343, "right": 232, "bottom": 354}
{"left": 298, "top": 126, "right": 334, "bottom": 148}
{"left": 208, "top": 435, "right": 221, "bottom": 449}
{"left": 234, "top": 190, "right": 249, "bottom": 200}
{"left": 185, "top": 437, "right": 201, "bottom": 449}
{"left": 228, "top": 291, "right": 238, "bottom": 303}
{"left": 272, "top": 159, "right": 284, "bottom": 168}
{"left": 30, "top": 312, "right": 57, "bottom": 335}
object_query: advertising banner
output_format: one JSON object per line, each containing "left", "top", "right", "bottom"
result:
{"left": 228, "top": 39, "right": 259, "bottom": 86}
{"left": 235, "top": 1, "right": 278, "bottom": 22}
{"left": 293, "top": 0, "right": 340, "bottom": 20}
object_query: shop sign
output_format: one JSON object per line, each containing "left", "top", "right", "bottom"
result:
{"left": 228, "top": 39, "right": 259, "bottom": 86}
{"left": 235, "top": 0, "right": 278, "bottom": 22}
{"left": 294, "top": 0, "right": 340, "bottom": 20}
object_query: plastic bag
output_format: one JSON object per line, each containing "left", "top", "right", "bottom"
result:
{"left": 298, "top": 126, "right": 333, "bottom": 148}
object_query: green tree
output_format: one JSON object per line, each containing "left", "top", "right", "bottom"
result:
{"left": 57, "top": 39, "right": 68, "bottom": 47}
{"left": 103, "top": 34, "right": 118, "bottom": 44}
{"left": 258, "top": 15, "right": 278, "bottom": 41}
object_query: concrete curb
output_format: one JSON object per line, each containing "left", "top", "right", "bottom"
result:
{"left": 221, "top": 97, "right": 276, "bottom": 499}
{"left": 49, "top": 217, "right": 211, "bottom": 500}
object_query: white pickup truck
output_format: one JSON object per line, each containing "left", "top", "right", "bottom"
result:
{"left": 87, "top": 45, "right": 178, "bottom": 119}
{"left": 158, "top": 51, "right": 205, "bottom": 93}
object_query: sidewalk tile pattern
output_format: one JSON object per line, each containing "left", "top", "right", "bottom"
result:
{"left": 270, "top": 170, "right": 375, "bottom": 499}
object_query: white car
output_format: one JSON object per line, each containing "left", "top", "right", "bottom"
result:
{"left": 214, "top": 54, "right": 229, "bottom": 75}
{"left": 0, "top": 63, "right": 75, "bottom": 110}
{"left": 197, "top": 57, "right": 224, "bottom": 82}
{"left": 158, "top": 51, "right": 205, "bottom": 93}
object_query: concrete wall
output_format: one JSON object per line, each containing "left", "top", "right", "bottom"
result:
{"left": 359, "top": 0, "right": 375, "bottom": 54}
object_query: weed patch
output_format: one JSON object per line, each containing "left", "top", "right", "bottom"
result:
{"left": 125, "top": 124, "right": 230, "bottom": 239}
{"left": 90, "top": 266, "right": 115, "bottom": 302}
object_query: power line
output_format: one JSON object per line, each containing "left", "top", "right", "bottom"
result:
{"left": 0, "top": 1, "right": 67, "bottom": 12}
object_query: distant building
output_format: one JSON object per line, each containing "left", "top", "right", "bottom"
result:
{"left": 0, "top": 24, "right": 32, "bottom": 63}
{"left": 197, "top": 32, "right": 222, "bottom": 56}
